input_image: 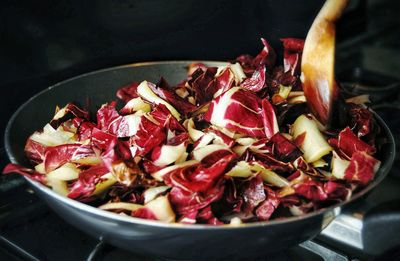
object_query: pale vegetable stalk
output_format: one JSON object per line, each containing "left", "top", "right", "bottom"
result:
{"left": 291, "top": 114, "right": 332, "bottom": 163}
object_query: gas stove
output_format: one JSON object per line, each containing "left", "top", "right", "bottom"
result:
{"left": 0, "top": 0, "right": 399, "bottom": 260}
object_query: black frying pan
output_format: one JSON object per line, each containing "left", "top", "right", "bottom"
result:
{"left": 4, "top": 61, "right": 395, "bottom": 260}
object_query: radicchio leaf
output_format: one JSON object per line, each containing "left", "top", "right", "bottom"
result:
{"left": 261, "top": 98, "right": 280, "bottom": 139}
{"left": 281, "top": 38, "right": 304, "bottom": 76}
{"left": 168, "top": 184, "right": 224, "bottom": 215}
{"left": 116, "top": 81, "right": 140, "bottom": 102}
{"left": 235, "top": 54, "right": 256, "bottom": 76}
{"left": 241, "top": 65, "right": 266, "bottom": 92}
{"left": 292, "top": 176, "right": 327, "bottom": 202}
{"left": 204, "top": 87, "right": 278, "bottom": 138}
{"left": 68, "top": 164, "right": 109, "bottom": 199}
{"left": 91, "top": 128, "right": 117, "bottom": 151}
{"left": 150, "top": 104, "right": 186, "bottom": 134}
{"left": 130, "top": 114, "right": 166, "bottom": 157}
{"left": 198, "top": 147, "right": 236, "bottom": 167}
{"left": 267, "top": 67, "right": 299, "bottom": 93}
{"left": 51, "top": 103, "right": 90, "bottom": 127}
{"left": 214, "top": 67, "right": 235, "bottom": 97}
{"left": 332, "top": 127, "right": 376, "bottom": 159}
{"left": 324, "top": 181, "right": 351, "bottom": 201}
{"left": 286, "top": 171, "right": 327, "bottom": 201}
{"left": 96, "top": 102, "right": 120, "bottom": 132}
{"left": 25, "top": 139, "right": 47, "bottom": 164}
{"left": 150, "top": 133, "right": 189, "bottom": 167}
{"left": 164, "top": 154, "right": 234, "bottom": 215}
{"left": 191, "top": 67, "right": 218, "bottom": 104}
{"left": 293, "top": 157, "right": 324, "bottom": 178}
{"left": 267, "top": 133, "right": 302, "bottom": 162}
{"left": 101, "top": 139, "right": 142, "bottom": 186}
{"left": 149, "top": 79, "right": 197, "bottom": 115}
{"left": 344, "top": 151, "right": 380, "bottom": 185}
{"left": 253, "top": 38, "right": 276, "bottom": 69}
{"left": 212, "top": 176, "right": 243, "bottom": 217}
{"left": 255, "top": 186, "right": 280, "bottom": 221}
{"left": 76, "top": 121, "right": 96, "bottom": 141}
{"left": 240, "top": 150, "right": 295, "bottom": 174}
{"left": 132, "top": 207, "right": 158, "bottom": 220}
{"left": 44, "top": 144, "right": 96, "bottom": 172}
{"left": 2, "top": 163, "right": 46, "bottom": 184}
{"left": 240, "top": 174, "right": 266, "bottom": 214}
{"left": 348, "top": 105, "right": 378, "bottom": 144}
{"left": 197, "top": 205, "right": 224, "bottom": 225}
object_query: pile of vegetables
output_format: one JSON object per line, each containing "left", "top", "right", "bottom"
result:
{"left": 3, "top": 38, "right": 381, "bottom": 225}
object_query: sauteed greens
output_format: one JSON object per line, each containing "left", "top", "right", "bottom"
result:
{"left": 3, "top": 38, "right": 380, "bottom": 225}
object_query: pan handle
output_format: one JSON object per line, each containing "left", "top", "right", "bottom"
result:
{"left": 300, "top": 240, "right": 349, "bottom": 261}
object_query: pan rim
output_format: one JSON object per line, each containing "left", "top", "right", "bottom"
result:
{"left": 4, "top": 60, "right": 396, "bottom": 230}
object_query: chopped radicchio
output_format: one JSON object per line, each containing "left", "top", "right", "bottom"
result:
{"left": 2, "top": 37, "right": 383, "bottom": 225}
{"left": 255, "top": 186, "right": 280, "bottom": 221}
{"left": 253, "top": 38, "right": 277, "bottom": 69}
{"left": 191, "top": 67, "right": 218, "bottom": 105}
{"left": 116, "top": 81, "right": 140, "bottom": 102}
{"left": 240, "top": 174, "right": 266, "bottom": 214}
{"left": 344, "top": 151, "right": 380, "bottom": 185}
{"left": 24, "top": 139, "right": 47, "bottom": 165}
{"left": 132, "top": 207, "right": 158, "bottom": 220}
{"left": 204, "top": 87, "right": 278, "bottom": 138}
{"left": 68, "top": 164, "right": 110, "bottom": 199}
{"left": 149, "top": 80, "right": 197, "bottom": 115}
{"left": 164, "top": 154, "right": 234, "bottom": 215}
{"left": 241, "top": 65, "right": 266, "bottom": 93}
{"left": 3, "top": 164, "right": 46, "bottom": 184}
{"left": 281, "top": 38, "right": 304, "bottom": 76}
{"left": 44, "top": 144, "right": 96, "bottom": 172}
{"left": 331, "top": 127, "right": 376, "bottom": 159}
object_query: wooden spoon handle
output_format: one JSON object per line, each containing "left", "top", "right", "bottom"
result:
{"left": 301, "top": 0, "right": 349, "bottom": 126}
{"left": 318, "top": 0, "right": 348, "bottom": 22}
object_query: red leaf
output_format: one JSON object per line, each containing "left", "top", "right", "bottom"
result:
{"left": 241, "top": 65, "right": 266, "bottom": 92}
{"left": 215, "top": 67, "right": 235, "bottom": 94}
{"left": 197, "top": 206, "right": 223, "bottom": 225}
{"left": 24, "top": 139, "right": 47, "bottom": 164}
{"left": 192, "top": 67, "right": 218, "bottom": 104}
{"left": 349, "top": 105, "right": 378, "bottom": 143}
{"left": 256, "top": 186, "right": 280, "bottom": 221}
{"left": 101, "top": 139, "right": 142, "bottom": 186}
{"left": 281, "top": 38, "right": 304, "bottom": 76}
{"left": 148, "top": 80, "right": 197, "bottom": 115}
{"left": 253, "top": 38, "right": 276, "bottom": 69}
{"left": 165, "top": 155, "right": 234, "bottom": 215}
{"left": 337, "top": 127, "right": 376, "bottom": 158}
{"left": 324, "top": 181, "right": 351, "bottom": 201}
{"left": 44, "top": 144, "right": 96, "bottom": 172}
{"left": 132, "top": 208, "right": 158, "bottom": 220}
{"left": 261, "top": 98, "right": 279, "bottom": 139}
{"left": 268, "top": 133, "right": 302, "bottom": 162}
{"left": 68, "top": 164, "right": 109, "bottom": 199}
{"left": 116, "top": 81, "right": 140, "bottom": 102}
{"left": 240, "top": 175, "right": 266, "bottom": 213}
{"left": 2, "top": 163, "right": 46, "bottom": 184}
{"left": 130, "top": 114, "right": 166, "bottom": 156}
{"left": 205, "top": 88, "right": 278, "bottom": 138}
{"left": 344, "top": 151, "right": 380, "bottom": 185}
{"left": 293, "top": 176, "right": 328, "bottom": 202}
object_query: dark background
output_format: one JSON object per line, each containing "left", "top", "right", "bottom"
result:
{"left": 0, "top": 0, "right": 323, "bottom": 85}
{"left": 0, "top": 0, "right": 326, "bottom": 138}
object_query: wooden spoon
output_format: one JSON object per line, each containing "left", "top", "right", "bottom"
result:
{"left": 301, "top": 0, "right": 349, "bottom": 126}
